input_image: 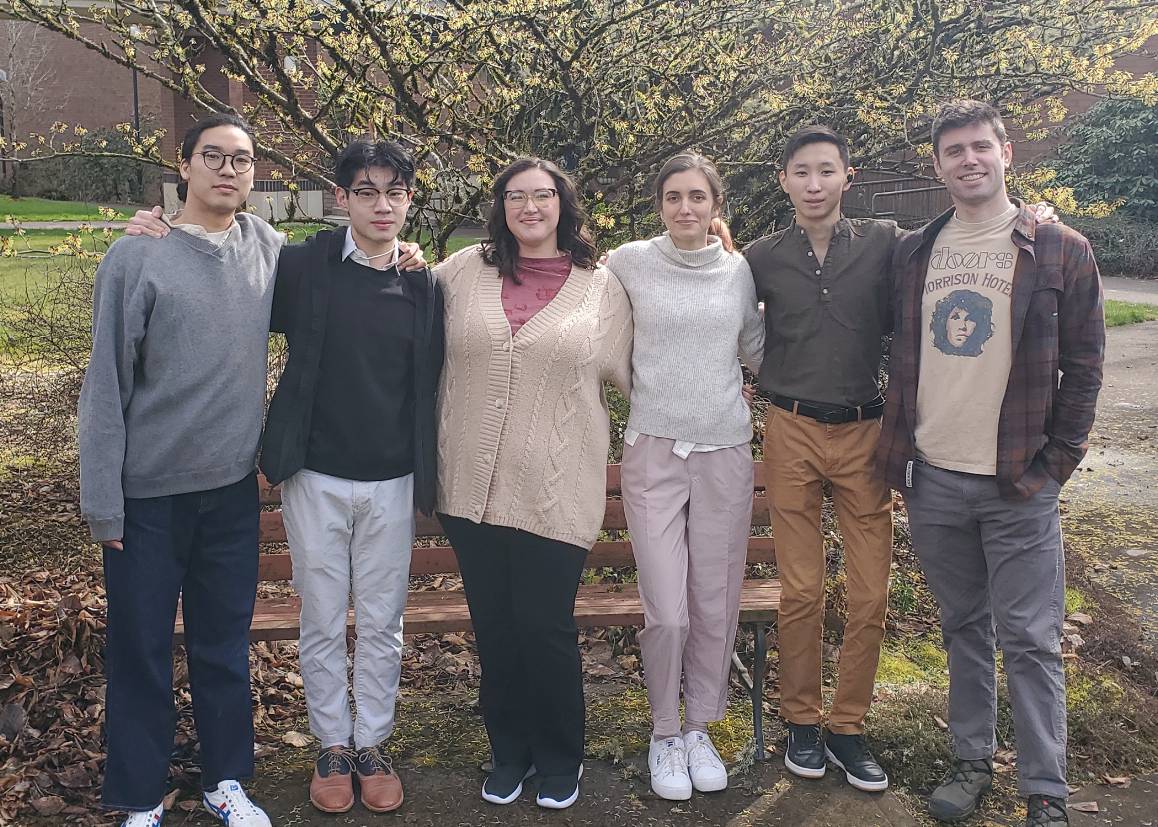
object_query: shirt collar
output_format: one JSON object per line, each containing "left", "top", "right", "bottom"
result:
{"left": 777, "top": 215, "right": 853, "bottom": 251}
{"left": 342, "top": 226, "right": 399, "bottom": 267}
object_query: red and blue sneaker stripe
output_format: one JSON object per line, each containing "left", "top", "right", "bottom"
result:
{"left": 203, "top": 796, "right": 233, "bottom": 825}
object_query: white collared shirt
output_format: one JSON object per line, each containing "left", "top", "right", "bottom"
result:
{"left": 623, "top": 428, "right": 736, "bottom": 459}
{"left": 342, "top": 227, "right": 399, "bottom": 269}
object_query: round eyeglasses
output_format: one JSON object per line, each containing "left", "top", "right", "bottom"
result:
{"left": 195, "top": 150, "right": 255, "bottom": 173}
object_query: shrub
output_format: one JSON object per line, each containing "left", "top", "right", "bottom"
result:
{"left": 1067, "top": 213, "right": 1158, "bottom": 279}
{"left": 1051, "top": 98, "right": 1158, "bottom": 219}
{"left": 8, "top": 125, "right": 162, "bottom": 205}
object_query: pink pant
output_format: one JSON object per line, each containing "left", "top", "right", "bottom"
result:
{"left": 622, "top": 435, "right": 753, "bottom": 736}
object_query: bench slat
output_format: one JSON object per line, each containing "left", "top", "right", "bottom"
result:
{"left": 258, "top": 492, "right": 772, "bottom": 544}
{"left": 177, "top": 579, "right": 781, "bottom": 642}
{"left": 257, "top": 537, "right": 776, "bottom": 582}
{"left": 258, "top": 462, "right": 767, "bottom": 506}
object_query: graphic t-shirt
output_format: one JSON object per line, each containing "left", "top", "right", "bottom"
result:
{"left": 914, "top": 205, "right": 1018, "bottom": 475}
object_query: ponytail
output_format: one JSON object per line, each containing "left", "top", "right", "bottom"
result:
{"left": 710, "top": 217, "right": 734, "bottom": 252}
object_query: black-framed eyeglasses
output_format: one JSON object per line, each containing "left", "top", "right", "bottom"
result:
{"left": 195, "top": 150, "right": 255, "bottom": 173}
{"left": 347, "top": 187, "right": 413, "bottom": 207}
{"left": 503, "top": 187, "right": 558, "bottom": 208}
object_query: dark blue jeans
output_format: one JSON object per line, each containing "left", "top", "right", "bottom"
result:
{"left": 102, "top": 473, "right": 259, "bottom": 810}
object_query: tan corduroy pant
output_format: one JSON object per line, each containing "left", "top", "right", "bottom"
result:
{"left": 622, "top": 435, "right": 754, "bottom": 738}
{"left": 763, "top": 405, "right": 893, "bottom": 734}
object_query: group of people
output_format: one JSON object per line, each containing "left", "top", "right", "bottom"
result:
{"left": 78, "top": 97, "right": 1104, "bottom": 827}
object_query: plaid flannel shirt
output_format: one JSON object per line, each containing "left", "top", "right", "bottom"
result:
{"left": 876, "top": 201, "right": 1105, "bottom": 500}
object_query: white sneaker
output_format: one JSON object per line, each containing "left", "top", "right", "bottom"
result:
{"left": 684, "top": 730, "right": 728, "bottom": 792}
{"left": 648, "top": 736, "right": 692, "bottom": 801}
{"left": 121, "top": 803, "right": 164, "bottom": 827}
{"left": 203, "top": 780, "right": 272, "bottom": 827}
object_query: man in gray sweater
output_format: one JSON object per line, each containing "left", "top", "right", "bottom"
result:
{"left": 79, "top": 114, "right": 281, "bottom": 827}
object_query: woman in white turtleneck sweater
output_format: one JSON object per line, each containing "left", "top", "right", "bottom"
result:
{"left": 604, "top": 153, "right": 763, "bottom": 802}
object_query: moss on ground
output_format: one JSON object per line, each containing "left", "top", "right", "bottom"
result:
{"left": 875, "top": 637, "right": 949, "bottom": 689}
{"left": 1065, "top": 586, "right": 1088, "bottom": 615}
{"left": 258, "top": 685, "right": 760, "bottom": 779}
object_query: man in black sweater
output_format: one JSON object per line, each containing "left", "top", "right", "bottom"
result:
{"left": 259, "top": 141, "right": 443, "bottom": 815}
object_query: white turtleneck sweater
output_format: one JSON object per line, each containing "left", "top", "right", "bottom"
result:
{"left": 606, "top": 233, "right": 763, "bottom": 449}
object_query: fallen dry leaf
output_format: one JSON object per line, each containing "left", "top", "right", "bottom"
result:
{"left": 281, "top": 730, "right": 312, "bottom": 748}
{"left": 1069, "top": 801, "right": 1100, "bottom": 813}
{"left": 30, "top": 796, "right": 66, "bottom": 816}
{"left": 1066, "top": 612, "right": 1093, "bottom": 626}
{"left": 1102, "top": 774, "right": 1131, "bottom": 788}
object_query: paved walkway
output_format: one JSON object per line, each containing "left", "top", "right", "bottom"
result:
{"left": 1064, "top": 319, "right": 1158, "bottom": 647}
{"left": 1103, "top": 276, "right": 1158, "bottom": 306}
{"left": 2, "top": 220, "right": 130, "bottom": 230}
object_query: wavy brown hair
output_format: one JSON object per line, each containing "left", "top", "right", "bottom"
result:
{"left": 481, "top": 157, "right": 597, "bottom": 283}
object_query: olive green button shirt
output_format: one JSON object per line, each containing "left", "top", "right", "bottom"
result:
{"left": 744, "top": 217, "right": 901, "bottom": 408}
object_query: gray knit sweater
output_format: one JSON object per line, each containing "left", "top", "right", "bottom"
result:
{"left": 606, "top": 233, "right": 763, "bottom": 446}
{"left": 78, "top": 213, "right": 284, "bottom": 541}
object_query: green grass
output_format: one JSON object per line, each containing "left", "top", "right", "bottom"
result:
{"left": 0, "top": 224, "right": 480, "bottom": 309}
{"left": 0, "top": 229, "right": 117, "bottom": 300}
{"left": 1104, "top": 298, "right": 1158, "bottom": 327}
{"left": 0, "top": 194, "right": 139, "bottom": 222}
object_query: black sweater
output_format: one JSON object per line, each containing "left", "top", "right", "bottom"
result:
{"left": 259, "top": 229, "right": 444, "bottom": 514}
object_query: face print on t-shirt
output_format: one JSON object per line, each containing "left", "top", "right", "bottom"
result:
{"left": 930, "top": 289, "right": 994, "bottom": 357}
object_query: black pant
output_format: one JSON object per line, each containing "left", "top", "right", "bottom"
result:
{"left": 102, "top": 473, "right": 259, "bottom": 810}
{"left": 439, "top": 515, "right": 588, "bottom": 777}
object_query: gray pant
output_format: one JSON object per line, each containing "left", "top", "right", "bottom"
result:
{"left": 904, "top": 462, "right": 1067, "bottom": 799}
{"left": 282, "top": 469, "right": 415, "bottom": 750}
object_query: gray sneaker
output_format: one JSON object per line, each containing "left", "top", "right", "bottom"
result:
{"left": 928, "top": 758, "right": 994, "bottom": 822}
{"left": 1025, "top": 794, "right": 1069, "bottom": 826}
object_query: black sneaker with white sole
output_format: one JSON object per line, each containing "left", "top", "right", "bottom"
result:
{"left": 481, "top": 763, "right": 536, "bottom": 805}
{"left": 823, "top": 730, "right": 889, "bottom": 792}
{"left": 784, "top": 722, "right": 826, "bottom": 779}
{"left": 535, "top": 764, "right": 583, "bottom": 810}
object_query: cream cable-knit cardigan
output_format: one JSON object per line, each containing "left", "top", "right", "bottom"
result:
{"left": 433, "top": 245, "right": 634, "bottom": 549}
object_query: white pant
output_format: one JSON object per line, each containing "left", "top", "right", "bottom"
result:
{"left": 282, "top": 469, "right": 415, "bottom": 749}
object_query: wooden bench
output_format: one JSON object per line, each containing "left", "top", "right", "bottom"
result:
{"left": 176, "top": 462, "right": 781, "bottom": 757}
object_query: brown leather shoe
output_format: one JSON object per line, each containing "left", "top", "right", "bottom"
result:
{"left": 356, "top": 745, "right": 404, "bottom": 812}
{"left": 310, "top": 746, "right": 356, "bottom": 813}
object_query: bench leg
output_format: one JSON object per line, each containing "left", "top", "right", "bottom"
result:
{"left": 751, "top": 621, "right": 767, "bottom": 761}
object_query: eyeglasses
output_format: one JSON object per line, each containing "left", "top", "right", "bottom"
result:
{"left": 503, "top": 188, "right": 558, "bottom": 208}
{"left": 195, "top": 150, "right": 255, "bottom": 173}
{"left": 347, "top": 187, "right": 413, "bottom": 207}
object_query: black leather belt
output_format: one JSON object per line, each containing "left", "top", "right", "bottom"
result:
{"left": 770, "top": 393, "right": 885, "bottom": 424}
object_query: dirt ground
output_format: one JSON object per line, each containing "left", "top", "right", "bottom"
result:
{"left": 4, "top": 317, "right": 1156, "bottom": 827}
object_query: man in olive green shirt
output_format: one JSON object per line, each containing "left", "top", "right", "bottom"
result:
{"left": 745, "top": 126, "right": 899, "bottom": 794}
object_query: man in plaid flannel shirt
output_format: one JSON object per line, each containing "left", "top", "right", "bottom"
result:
{"left": 877, "top": 100, "right": 1104, "bottom": 827}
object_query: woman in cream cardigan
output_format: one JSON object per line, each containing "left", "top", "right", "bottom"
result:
{"left": 433, "top": 158, "right": 633, "bottom": 811}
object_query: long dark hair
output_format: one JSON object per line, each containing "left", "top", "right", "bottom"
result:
{"left": 653, "top": 152, "right": 734, "bottom": 252}
{"left": 176, "top": 112, "right": 256, "bottom": 202}
{"left": 481, "top": 157, "right": 597, "bottom": 282}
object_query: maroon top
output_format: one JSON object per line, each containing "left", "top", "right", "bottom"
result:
{"left": 501, "top": 254, "right": 572, "bottom": 335}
